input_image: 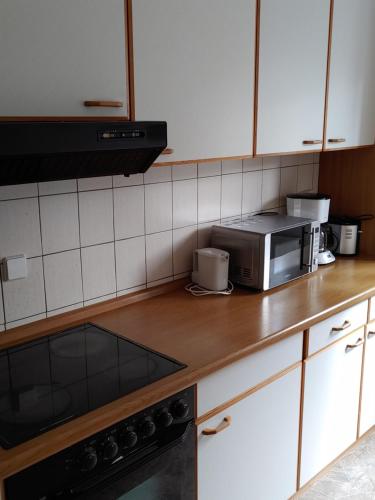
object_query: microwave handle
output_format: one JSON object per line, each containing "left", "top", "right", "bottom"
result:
{"left": 301, "top": 229, "right": 314, "bottom": 270}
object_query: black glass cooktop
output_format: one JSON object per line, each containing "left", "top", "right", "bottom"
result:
{"left": 0, "top": 323, "right": 185, "bottom": 449}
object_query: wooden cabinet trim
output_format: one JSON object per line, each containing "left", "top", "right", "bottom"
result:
{"left": 195, "top": 361, "right": 301, "bottom": 426}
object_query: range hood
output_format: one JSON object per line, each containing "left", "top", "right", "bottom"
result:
{"left": 0, "top": 121, "right": 167, "bottom": 186}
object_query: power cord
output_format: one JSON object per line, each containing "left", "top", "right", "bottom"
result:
{"left": 184, "top": 281, "right": 234, "bottom": 296}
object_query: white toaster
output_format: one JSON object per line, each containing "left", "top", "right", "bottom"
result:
{"left": 191, "top": 248, "right": 229, "bottom": 291}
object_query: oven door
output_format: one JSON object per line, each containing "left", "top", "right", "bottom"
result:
{"left": 267, "top": 224, "right": 313, "bottom": 289}
{"left": 69, "top": 421, "right": 196, "bottom": 500}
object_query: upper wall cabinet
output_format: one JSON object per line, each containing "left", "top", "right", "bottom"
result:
{"left": 0, "top": 0, "right": 130, "bottom": 118}
{"left": 132, "top": 0, "right": 256, "bottom": 164}
{"left": 255, "top": 0, "right": 330, "bottom": 156}
{"left": 324, "top": 0, "right": 375, "bottom": 150}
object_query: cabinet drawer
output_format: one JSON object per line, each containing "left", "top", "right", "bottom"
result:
{"left": 197, "top": 331, "right": 302, "bottom": 417}
{"left": 369, "top": 296, "right": 375, "bottom": 322}
{"left": 308, "top": 300, "right": 368, "bottom": 356}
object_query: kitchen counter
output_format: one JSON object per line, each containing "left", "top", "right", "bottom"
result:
{"left": 1, "top": 257, "right": 375, "bottom": 481}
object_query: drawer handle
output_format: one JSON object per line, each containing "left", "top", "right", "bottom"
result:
{"left": 202, "top": 416, "right": 232, "bottom": 436}
{"left": 302, "top": 140, "right": 323, "bottom": 145}
{"left": 328, "top": 138, "right": 346, "bottom": 143}
{"left": 345, "top": 338, "right": 364, "bottom": 353}
{"left": 331, "top": 320, "right": 352, "bottom": 333}
{"left": 83, "top": 100, "right": 124, "bottom": 108}
{"left": 367, "top": 331, "right": 375, "bottom": 339}
{"left": 160, "top": 148, "right": 174, "bottom": 155}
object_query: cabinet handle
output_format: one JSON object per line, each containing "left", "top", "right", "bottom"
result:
{"left": 331, "top": 320, "right": 352, "bottom": 333}
{"left": 202, "top": 416, "right": 232, "bottom": 436}
{"left": 302, "top": 140, "right": 323, "bottom": 145}
{"left": 367, "top": 331, "right": 375, "bottom": 339}
{"left": 345, "top": 338, "right": 364, "bottom": 353}
{"left": 328, "top": 138, "right": 346, "bottom": 144}
{"left": 83, "top": 100, "right": 124, "bottom": 108}
{"left": 160, "top": 148, "right": 174, "bottom": 155}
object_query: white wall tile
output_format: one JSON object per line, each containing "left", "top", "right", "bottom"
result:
{"left": 114, "top": 185, "right": 145, "bottom": 240}
{"left": 312, "top": 164, "right": 320, "bottom": 193}
{"left": 0, "top": 198, "right": 41, "bottom": 259}
{"left": 243, "top": 158, "right": 262, "bottom": 172}
{"left": 0, "top": 324, "right": 4, "bottom": 332}
{"left": 40, "top": 193, "right": 79, "bottom": 254}
{"left": 144, "top": 166, "right": 171, "bottom": 184}
{"left": 117, "top": 284, "right": 146, "bottom": 297}
{"left": 313, "top": 153, "right": 320, "bottom": 164}
{"left": 38, "top": 179, "right": 77, "bottom": 196}
{"left": 198, "top": 221, "right": 220, "bottom": 249}
{"left": 221, "top": 173, "right": 242, "bottom": 219}
{"left": 242, "top": 170, "right": 262, "bottom": 215}
{"left": 262, "top": 168, "right": 280, "bottom": 210}
{"left": 113, "top": 173, "right": 144, "bottom": 188}
{"left": 79, "top": 189, "right": 114, "bottom": 247}
{"left": 0, "top": 183, "right": 38, "bottom": 201}
{"left": 198, "top": 162, "right": 221, "bottom": 177}
{"left": 280, "top": 166, "right": 298, "bottom": 204}
{"left": 222, "top": 159, "right": 242, "bottom": 174}
{"left": 0, "top": 284, "right": 3, "bottom": 325}
{"left": 78, "top": 176, "right": 112, "bottom": 191}
{"left": 2, "top": 257, "right": 45, "bottom": 322}
{"left": 84, "top": 293, "right": 116, "bottom": 306}
{"left": 280, "top": 153, "right": 314, "bottom": 167}
{"left": 173, "top": 226, "right": 197, "bottom": 275}
{"left": 297, "top": 164, "right": 314, "bottom": 192}
{"left": 146, "top": 231, "right": 172, "bottom": 282}
{"left": 81, "top": 243, "right": 116, "bottom": 301}
{"left": 116, "top": 236, "right": 146, "bottom": 291}
{"left": 6, "top": 313, "right": 46, "bottom": 330}
{"left": 47, "top": 302, "right": 83, "bottom": 317}
{"left": 145, "top": 182, "right": 172, "bottom": 234}
{"left": 198, "top": 176, "right": 221, "bottom": 223}
{"left": 172, "top": 164, "right": 197, "bottom": 180}
{"left": 263, "top": 156, "right": 281, "bottom": 169}
{"left": 44, "top": 249, "right": 83, "bottom": 311}
{"left": 173, "top": 179, "right": 197, "bottom": 228}
{"left": 147, "top": 276, "right": 174, "bottom": 288}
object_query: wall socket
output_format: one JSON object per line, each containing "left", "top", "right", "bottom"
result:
{"left": 2, "top": 254, "right": 28, "bottom": 281}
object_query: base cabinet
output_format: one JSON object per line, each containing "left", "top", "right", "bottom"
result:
{"left": 359, "top": 326, "right": 375, "bottom": 436}
{"left": 197, "top": 366, "right": 301, "bottom": 500}
{"left": 300, "top": 329, "right": 364, "bottom": 486}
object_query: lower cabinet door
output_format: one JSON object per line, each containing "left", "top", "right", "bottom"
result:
{"left": 300, "top": 329, "right": 364, "bottom": 486}
{"left": 197, "top": 366, "right": 301, "bottom": 500}
{"left": 359, "top": 325, "right": 375, "bottom": 436}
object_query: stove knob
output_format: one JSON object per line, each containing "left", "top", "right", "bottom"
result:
{"left": 155, "top": 408, "right": 173, "bottom": 428}
{"left": 120, "top": 428, "right": 138, "bottom": 449}
{"left": 171, "top": 398, "right": 189, "bottom": 419}
{"left": 138, "top": 417, "right": 156, "bottom": 439}
{"left": 79, "top": 447, "right": 98, "bottom": 472}
{"left": 102, "top": 436, "right": 119, "bottom": 461}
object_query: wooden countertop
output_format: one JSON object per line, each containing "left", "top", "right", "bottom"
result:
{"left": 1, "top": 257, "right": 375, "bottom": 480}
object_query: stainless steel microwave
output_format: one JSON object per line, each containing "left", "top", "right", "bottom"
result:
{"left": 211, "top": 215, "right": 320, "bottom": 291}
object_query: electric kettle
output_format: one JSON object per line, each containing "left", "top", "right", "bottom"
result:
{"left": 191, "top": 248, "right": 229, "bottom": 291}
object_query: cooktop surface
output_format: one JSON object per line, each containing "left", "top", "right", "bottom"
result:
{"left": 0, "top": 323, "right": 185, "bottom": 449}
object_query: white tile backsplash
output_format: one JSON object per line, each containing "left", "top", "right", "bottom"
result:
{"left": 173, "top": 179, "right": 197, "bottom": 228}
{"left": 2, "top": 257, "right": 45, "bottom": 322}
{"left": 0, "top": 197, "right": 42, "bottom": 260}
{"left": 40, "top": 193, "right": 79, "bottom": 254}
{"left": 145, "top": 182, "right": 172, "bottom": 234}
{"left": 0, "top": 153, "right": 319, "bottom": 330}
{"left": 44, "top": 249, "right": 83, "bottom": 311}
{"left": 79, "top": 189, "right": 114, "bottom": 247}
{"left": 114, "top": 185, "right": 145, "bottom": 240}
{"left": 81, "top": 243, "right": 116, "bottom": 301}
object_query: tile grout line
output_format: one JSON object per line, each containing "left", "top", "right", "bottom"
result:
{"left": 37, "top": 183, "right": 48, "bottom": 321}
{"left": 76, "top": 180, "right": 85, "bottom": 305}
{"left": 110, "top": 177, "right": 119, "bottom": 295}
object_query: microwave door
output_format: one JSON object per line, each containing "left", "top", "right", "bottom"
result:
{"left": 268, "top": 226, "right": 311, "bottom": 288}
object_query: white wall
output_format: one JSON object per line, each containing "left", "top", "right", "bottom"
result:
{"left": 0, "top": 153, "right": 319, "bottom": 331}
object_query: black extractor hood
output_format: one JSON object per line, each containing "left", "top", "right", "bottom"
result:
{"left": 0, "top": 121, "right": 167, "bottom": 186}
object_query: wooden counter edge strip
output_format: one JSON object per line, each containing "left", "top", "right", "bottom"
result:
{"left": 195, "top": 361, "right": 302, "bottom": 426}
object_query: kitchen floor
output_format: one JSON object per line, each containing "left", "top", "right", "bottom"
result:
{"left": 295, "top": 428, "right": 375, "bottom": 499}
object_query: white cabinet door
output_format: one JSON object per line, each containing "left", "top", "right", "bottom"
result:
{"left": 256, "top": 0, "right": 330, "bottom": 155}
{"left": 198, "top": 366, "right": 301, "bottom": 500}
{"left": 300, "top": 329, "right": 364, "bottom": 486}
{"left": 0, "top": 0, "right": 129, "bottom": 117}
{"left": 132, "top": 0, "right": 255, "bottom": 163}
{"left": 359, "top": 325, "right": 375, "bottom": 436}
{"left": 325, "top": 0, "right": 375, "bottom": 150}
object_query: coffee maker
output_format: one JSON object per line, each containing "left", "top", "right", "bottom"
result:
{"left": 286, "top": 193, "right": 336, "bottom": 265}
